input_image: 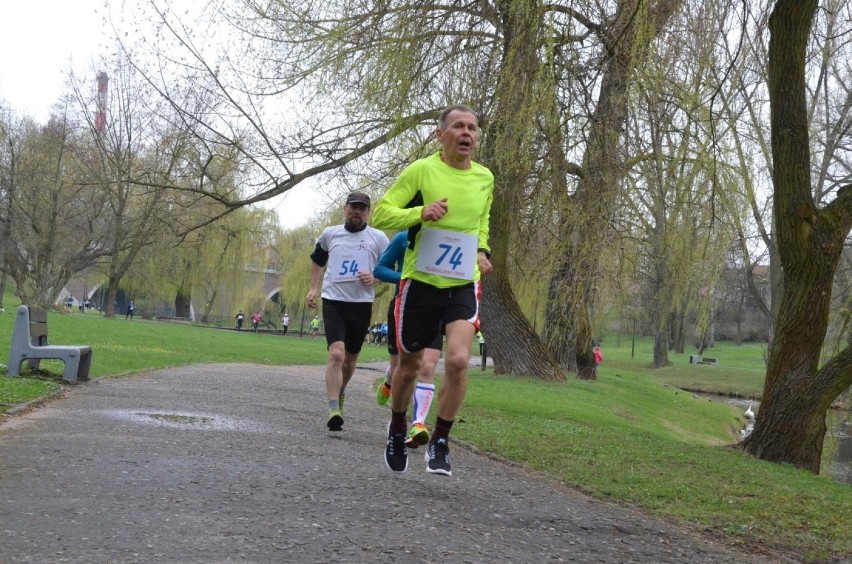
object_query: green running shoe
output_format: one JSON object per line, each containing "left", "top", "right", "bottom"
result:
{"left": 405, "top": 423, "right": 430, "bottom": 449}
{"left": 376, "top": 381, "right": 391, "bottom": 406}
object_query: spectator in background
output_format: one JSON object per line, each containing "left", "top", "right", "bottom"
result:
{"left": 594, "top": 344, "right": 603, "bottom": 368}
{"left": 251, "top": 311, "right": 263, "bottom": 333}
{"left": 235, "top": 311, "right": 245, "bottom": 331}
{"left": 281, "top": 313, "right": 290, "bottom": 336}
{"left": 126, "top": 300, "right": 135, "bottom": 320}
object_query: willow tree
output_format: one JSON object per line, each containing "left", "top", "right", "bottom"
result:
{"left": 740, "top": 0, "right": 852, "bottom": 473}
{"left": 136, "top": 202, "right": 266, "bottom": 323}
{"left": 472, "top": 0, "right": 563, "bottom": 380}
{"left": 120, "top": 0, "right": 568, "bottom": 376}
{"left": 539, "top": 0, "right": 683, "bottom": 378}
{"left": 622, "top": 2, "right": 746, "bottom": 368}
{"left": 276, "top": 224, "right": 319, "bottom": 332}
{"left": 126, "top": 0, "right": 717, "bottom": 379}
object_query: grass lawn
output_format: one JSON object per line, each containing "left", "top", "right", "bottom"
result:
{"left": 601, "top": 335, "right": 769, "bottom": 398}
{"left": 0, "top": 296, "right": 849, "bottom": 561}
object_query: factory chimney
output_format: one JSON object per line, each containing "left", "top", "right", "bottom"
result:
{"left": 94, "top": 71, "right": 108, "bottom": 133}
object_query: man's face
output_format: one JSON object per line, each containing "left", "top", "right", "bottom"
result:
{"left": 436, "top": 110, "right": 479, "bottom": 161}
{"left": 344, "top": 202, "right": 370, "bottom": 228}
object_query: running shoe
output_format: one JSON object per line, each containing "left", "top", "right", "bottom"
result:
{"left": 425, "top": 438, "right": 451, "bottom": 476}
{"left": 327, "top": 408, "right": 343, "bottom": 431}
{"left": 376, "top": 381, "right": 391, "bottom": 406}
{"left": 405, "top": 423, "right": 430, "bottom": 449}
{"left": 384, "top": 421, "right": 408, "bottom": 472}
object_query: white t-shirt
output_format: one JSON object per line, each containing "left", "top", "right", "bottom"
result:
{"left": 316, "top": 225, "right": 389, "bottom": 303}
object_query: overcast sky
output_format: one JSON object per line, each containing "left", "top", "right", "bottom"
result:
{"left": 0, "top": 0, "right": 324, "bottom": 229}
{"left": 0, "top": 1, "right": 106, "bottom": 121}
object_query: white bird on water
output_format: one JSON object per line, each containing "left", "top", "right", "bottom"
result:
{"left": 744, "top": 401, "right": 755, "bottom": 421}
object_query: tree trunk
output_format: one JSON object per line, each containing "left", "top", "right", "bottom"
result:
{"left": 671, "top": 310, "right": 686, "bottom": 353}
{"left": 735, "top": 290, "right": 746, "bottom": 345}
{"left": 478, "top": 0, "right": 565, "bottom": 380}
{"left": 653, "top": 321, "right": 670, "bottom": 368}
{"left": 0, "top": 267, "right": 7, "bottom": 307}
{"left": 175, "top": 291, "right": 191, "bottom": 318}
{"left": 541, "top": 254, "right": 578, "bottom": 372}
{"left": 105, "top": 277, "right": 120, "bottom": 317}
{"left": 201, "top": 289, "right": 217, "bottom": 324}
{"left": 740, "top": 0, "right": 852, "bottom": 473}
{"left": 482, "top": 274, "right": 563, "bottom": 380}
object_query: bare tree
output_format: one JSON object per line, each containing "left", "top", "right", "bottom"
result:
{"left": 0, "top": 109, "right": 107, "bottom": 308}
{"left": 69, "top": 59, "right": 199, "bottom": 316}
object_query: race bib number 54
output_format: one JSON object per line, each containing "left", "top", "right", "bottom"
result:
{"left": 415, "top": 228, "right": 478, "bottom": 280}
{"left": 330, "top": 250, "right": 370, "bottom": 283}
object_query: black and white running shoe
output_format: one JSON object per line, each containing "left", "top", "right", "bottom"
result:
{"left": 425, "top": 438, "right": 452, "bottom": 476}
{"left": 384, "top": 421, "right": 408, "bottom": 472}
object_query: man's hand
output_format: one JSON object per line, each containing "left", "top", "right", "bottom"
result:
{"left": 357, "top": 271, "right": 375, "bottom": 286}
{"left": 305, "top": 288, "right": 318, "bottom": 309}
{"left": 478, "top": 252, "right": 492, "bottom": 277}
{"left": 421, "top": 198, "right": 449, "bottom": 222}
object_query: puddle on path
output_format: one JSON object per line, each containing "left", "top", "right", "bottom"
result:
{"left": 103, "top": 409, "right": 255, "bottom": 431}
{"left": 143, "top": 413, "right": 214, "bottom": 425}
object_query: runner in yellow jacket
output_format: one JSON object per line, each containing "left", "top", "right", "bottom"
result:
{"left": 372, "top": 104, "right": 493, "bottom": 476}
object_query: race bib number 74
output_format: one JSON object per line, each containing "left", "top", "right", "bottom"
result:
{"left": 415, "top": 228, "right": 478, "bottom": 280}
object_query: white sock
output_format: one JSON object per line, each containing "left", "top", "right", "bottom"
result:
{"left": 411, "top": 382, "right": 435, "bottom": 426}
{"left": 384, "top": 364, "right": 392, "bottom": 386}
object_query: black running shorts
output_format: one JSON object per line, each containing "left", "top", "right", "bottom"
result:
{"left": 321, "top": 299, "right": 373, "bottom": 354}
{"left": 394, "top": 279, "right": 480, "bottom": 354}
{"left": 386, "top": 299, "right": 442, "bottom": 356}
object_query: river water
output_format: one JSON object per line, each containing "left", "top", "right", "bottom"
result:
{"left": 721, "top": 398, "right": 851, "bottom": 486}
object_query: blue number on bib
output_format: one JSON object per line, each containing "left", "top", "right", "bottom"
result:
{"left": 339, "top": 260, "right": 360, "bottom": 276}
{"left": 448, "top": 247, "right": 463, "bottom": 270}
{"left": 436, "top": 244, "right": 452, "bottom": 266}
{"left": 436, "top": 244, "right": 463, "bottom": 270}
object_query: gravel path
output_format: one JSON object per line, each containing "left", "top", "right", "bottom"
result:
{"left": 0, "top": 363, "right": 789, "bottom": 563}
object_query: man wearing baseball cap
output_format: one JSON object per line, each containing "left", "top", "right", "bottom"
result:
{"left": 306, "top": 191, "right": 389, "bottom": 431}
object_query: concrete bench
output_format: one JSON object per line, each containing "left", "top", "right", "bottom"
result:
{"left": 689, "top": 355, "right": 718, "bottom": 366}
{"left": 6, "top": 305, "right": 93, "bottom": 383}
